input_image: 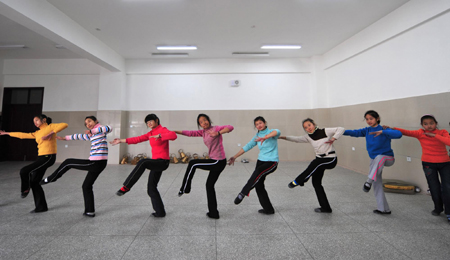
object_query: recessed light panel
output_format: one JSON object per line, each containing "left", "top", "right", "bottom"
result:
{"left": 261, "top": 45, "right": 301, "bottom": 50}
{"left": 157, "top": 46, "right": 197, "bottom": 50}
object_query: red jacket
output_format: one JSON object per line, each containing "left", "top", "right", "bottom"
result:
{"left": 394, "top": 127, "right": 450, "bottom": 163}
{"left": 126, "top": 125, "right": 177, "bottom": 160}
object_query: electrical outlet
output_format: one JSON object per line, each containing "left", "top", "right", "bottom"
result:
{"left": 352, "top": 147, "right": 355, "bottom": 151}
{"left": 65, "top": 145, "right": 68, "bottom": 148}
{"left": 237, "top": 143, "right": 241, "bottom": 147}
{"left": 407, "top": 156, "right": 411, "bottom": 162}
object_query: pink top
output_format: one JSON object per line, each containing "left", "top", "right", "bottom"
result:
{"left": 182, "top": 125, "right": 234, "bottom": 160}
{"left": 126, "top": 124, "right": 177, "bottom": 160}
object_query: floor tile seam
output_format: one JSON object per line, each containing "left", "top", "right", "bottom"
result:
{"left": 277, "top": 210, "right": 315, "bottom": 259}
{"left": 134, "top": 234, "right": 217, "bottom": 237}
{"left": 370, "top": 230, "right": 414, "bottom": 259}
{"left": 122, "top": 214, "right": 153, "bottom": 259}
{"left": 334, "top": 208, "right": 373, "bottom": 232}
{"left": 24, "top": 225, "right": 80, "bottom": 260}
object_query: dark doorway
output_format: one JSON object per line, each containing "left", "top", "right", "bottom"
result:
{"left": 0, "top": 87, "right": 44, "bottom": 161}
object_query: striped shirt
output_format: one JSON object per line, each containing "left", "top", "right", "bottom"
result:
{"left": 65, "top": 124, "right": 112, "bottom": 161}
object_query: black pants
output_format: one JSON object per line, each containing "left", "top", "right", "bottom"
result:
{"left": 20, "top": 154, "right": 56, "bottom": 211}
{"left": 240, "top": 160, "right": 278, "bottom": 213}
{"left": 47, "top": 159, "right": 107, "bottom": 213}
{"left": 123, "top": 159, "right": 170, "bottom": 216}
{"left": 295, "top": 157, "right": 337, "bottom": 211}
{"left": 180, "top": 159, "right": 227, "bottom": 217}
{"left": 423, "top": 161, "right": 450, "bottom": 215}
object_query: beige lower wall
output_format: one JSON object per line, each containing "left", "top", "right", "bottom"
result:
{"left": 43, "top": 92, "right": 450, "bottom": 194}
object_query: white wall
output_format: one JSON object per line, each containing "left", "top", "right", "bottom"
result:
{"left": 98, "top": 68, "right": 126, "bottom": 111}
{"left": 2, "top": 59, "right": 101, "bottom": 111}
{"left": 125, "top": 58, "right": 312, "bottom": 111}
{"left": 322, "top": 0, "right": 450, "bottom": 108}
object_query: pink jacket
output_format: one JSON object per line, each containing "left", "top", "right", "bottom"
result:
{"left": 182, "top": 125, "right": 234, "bottom": 160}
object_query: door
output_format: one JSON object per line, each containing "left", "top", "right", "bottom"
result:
{"left": 0, "top": 88, "right": 44, "bottom": 161}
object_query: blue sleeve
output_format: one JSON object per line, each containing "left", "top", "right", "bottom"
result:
{"left": 383, "top": 129, "right": 402, "bottom": 139}
{"left": 242, "top": 135, "right": 258, "bottom": 152}
{"left": 343, "top": 128, "right": 367, "bottom": 137}
{"left": 274, "top": 129, "right": 281, "bottom": 138}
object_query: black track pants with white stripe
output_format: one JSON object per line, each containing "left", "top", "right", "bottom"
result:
{"left": 179, "top": 159, "right": 227, "bottom": 216}
{"left": 240, "top": 160, "right": 278, "bottom": 213}
{"left": 295, "top": 157, "right": 337, "bottom": 211}
{"left": 46, "top": 158, "right": 107, "bottom": 213}
{"left": 20, "top": 154, "right": 56, "bottom": 212}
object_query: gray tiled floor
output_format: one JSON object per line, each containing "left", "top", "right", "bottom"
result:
{"left": 0, "top": 161, "right": 449, "bottom": 260}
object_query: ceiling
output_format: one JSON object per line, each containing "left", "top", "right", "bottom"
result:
{"left": 0, "top": 0, "right": 409, "bottom": 61}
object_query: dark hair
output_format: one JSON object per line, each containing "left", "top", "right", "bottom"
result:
{"left": 364, "top": 110, "right": 380, "bottom": 124}
{"left": 197, "top": 114, "right": 212, "bottom": 129}
{"left": 84, "top": 116, "right": 98, "bottom": 128}
{"left": 421, "top": 114, "right": 438, "bottom": 125}
{"left": 253, "top": 116, "right": 267, "bottom": 131}
{"left": 85, "top": 116, "right": 97, "bottom": 122}
{"left": 35, "top": 114, "right": 52, "bottom": 124}
{"left": 302, "top": 118, "right": 316, "bottom": 126}
{"left": 144, "top": 114, "right": 160, "bottom": 126}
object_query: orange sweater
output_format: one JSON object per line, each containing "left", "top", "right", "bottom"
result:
{"left": 394, "top": 127, "right": 450, "bottom": 163}
{"left": 10, "top": 123, "right": 68, "bottom": 156}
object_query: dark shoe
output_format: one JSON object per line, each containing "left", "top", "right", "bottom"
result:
{"left": 314, "top": 208, "right": 332, "bottom": 213}
{"left": 258, "top": 209, "right": 275, "bottom": 215}
{"left": 288, "top": 181, "right": 298, "bottom": 189}
{"left": 373, "top": 209, "right": 391, "bottom": 215}
{"left": 431, "top": 210, "right": 442, "bottom": 216}
{"left": 206, "top": 212, "right": 220, "bottom": 219}
{"left": 234, "top": 193, "right": 245, "bottom": 205}
{"left": 116, "top": 186, "right": 130, "bottom": 196}
{"left": 83, "top": 212, "right": 95, "bottom": 218}
{"left": 30, "top": 208, "right": 48, "bottom": 213}
{"left": 178, "top": 190, "right": 184, "bottom": 197}
{"left": 152, "top": 212, "right": 166, "bottom": 218}
{"left": 39, "top": 177, "right": 50, "bottom": 185}
{"left": 21, "top": 189, "right": 30, "bottom": 198}
{"left": 363, "top": 182, "right": 372, "bottom": 192}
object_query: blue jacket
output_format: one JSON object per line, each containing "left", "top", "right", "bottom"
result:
{"left": 243, "top": 128, "right": 281, "bottom": 162}
{"left": 344, "top": 125, "right": 402, "bottom": 159}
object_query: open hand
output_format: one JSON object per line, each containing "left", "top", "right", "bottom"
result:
{"left": 228, "top": 157, "right": 236, "bottom": 166}
{"left": 369, "top": 130, "right": 383, "bottom": 137}
{"left": 110, "top": 138, "right": 121, "bottom": 145}
{"left": 424, "top": 132, "right": 436, "bottom": 137}
{"left": 255, "top": 136, "right": 267, "bottom": 145}
{"left": 56, "top": 136, "right": 66, "bottom": 140}
{"left": 41, "top": 132, "right": 55, "bottom": 140}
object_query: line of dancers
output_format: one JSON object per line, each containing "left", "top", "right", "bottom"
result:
{"left": 1, "top": 110, "right": 449, "bottom": 224}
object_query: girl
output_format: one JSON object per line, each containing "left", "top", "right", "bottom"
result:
{"left": 343, "top": 110, "right": 401, "bottom": 214}
{"left": 228, "top": 116, "right": 280, "bottom": 215}
{"left": 175, "top": 114, "right": 234, "bottom": 219}
{"left": 40, "top": 116, "right": 112, "bottom": 218}
{"left": 384, "top": 115, "right": 450, "bottom": 224}
{"left": 110, "top": 114, "right": 177, "bottom": 218}
{"left": 279, "top": 118, "right": 344, "bottom": 213}
{"left": 0, "top": 114, "right": 68, "bottom": 213}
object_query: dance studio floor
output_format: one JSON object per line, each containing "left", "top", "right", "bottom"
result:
{"left": 0, "top": 161, "right": 449, "bottom": 260}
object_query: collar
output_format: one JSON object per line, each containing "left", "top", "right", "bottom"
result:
{"left": 38, "top": 123, "right": 48, "bottom": 129}
{"left": 151, "top": 124, "right": 162, "bottom": 132}
{"left": 307, "top": 127, "right": 319, "bottom": 135}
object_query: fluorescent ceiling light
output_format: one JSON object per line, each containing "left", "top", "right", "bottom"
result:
{"left": 232, "top": 52, "right": 269, "bottom": 57}
{"left": 152, "top": 53, "right": 189, "bottom": 57}
{"left": 261, "top": 45, "right": 301, "bottom": 50}
{"left": 157, "top": 46, "right": 197, "bottom": 50}
{"left": 0, "top": 45, "right": 26, "bottom": 49}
